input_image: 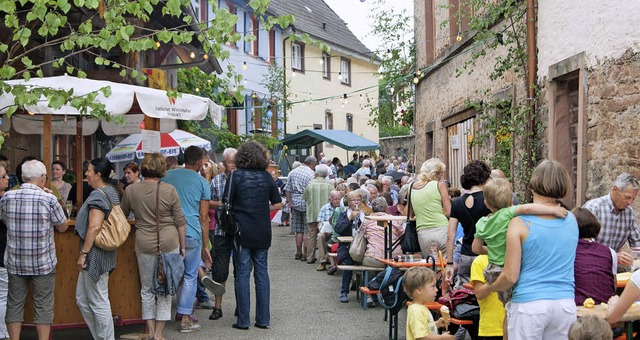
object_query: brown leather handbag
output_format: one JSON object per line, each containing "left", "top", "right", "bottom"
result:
{"left": 94, "top": 188, "right": 131, "bottom": 251}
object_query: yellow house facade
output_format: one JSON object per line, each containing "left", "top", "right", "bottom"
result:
{"left": 269, "top": 0, "right": 380, "bottom": 164}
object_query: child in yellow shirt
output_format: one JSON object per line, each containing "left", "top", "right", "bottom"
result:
{"left": 470, "top": 255, "right": 505, "bottom": 340}
{"left": 403, "top": 267, "right": 454, "bottom": 340}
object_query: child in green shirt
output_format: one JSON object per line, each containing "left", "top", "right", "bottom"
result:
{"left": 472, "top": 178, "right": 567, "bottom": 303}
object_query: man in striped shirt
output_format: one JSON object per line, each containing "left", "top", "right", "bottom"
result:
{"left": 584, "top": 173, "right": 640, "bottom": 267}
{"left": 285, "top": 156, "right": 316, "bottom": 261}
{"left": 0, "top": 160, "right": 68, "bottom": 340}
{"left": 316, "top": 190, "right": 343, "bottom": 271}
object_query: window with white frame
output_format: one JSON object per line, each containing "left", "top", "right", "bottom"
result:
{"left": 346, "top": 113, "right": 353, "bottom": 132}
{"left": 291, "top": 43, "right": 303, "bottom": 71}
{"left": 340, "top": 57, "right": 350, "bottom": 85}
{"left": 244, "top": 12, "right": 255, "bottom": 55}
{"left": 325, "top": 110, "right": 333, "bottom": 130}
{"left": 322, "top": 54, "right": 331, "bottom": 79}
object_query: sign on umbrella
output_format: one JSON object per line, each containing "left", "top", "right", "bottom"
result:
{"left": 106, "top": 129, "right": 211, "bottom": 162}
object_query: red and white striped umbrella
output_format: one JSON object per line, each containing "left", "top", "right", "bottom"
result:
{"left": 106, "top": 129, "right": 210, "bottom": 162}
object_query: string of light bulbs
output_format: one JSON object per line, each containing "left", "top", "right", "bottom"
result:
{"left": 220, "top": 32, "right": 498, "bottom": 111}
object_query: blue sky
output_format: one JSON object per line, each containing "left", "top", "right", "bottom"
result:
{"left": 324, "top": 0, "right": 414, "bottom": 51}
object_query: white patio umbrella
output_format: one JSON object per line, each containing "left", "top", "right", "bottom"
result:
{"left": 106, "top": 129, "right": 211, "bottom": 162}
{"left": 0, "top": 75, "right": 223, "bottom": 125}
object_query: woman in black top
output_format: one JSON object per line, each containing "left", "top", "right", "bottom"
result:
{"left": 443, "top": 160, "right": 492, "bottom": 292}
{"left": 225, "top": 141, "right": 282, "bottom": 330}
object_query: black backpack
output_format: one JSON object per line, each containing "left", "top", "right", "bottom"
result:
{"left": 368, "top": 267, "right": 407, "bottom": 315}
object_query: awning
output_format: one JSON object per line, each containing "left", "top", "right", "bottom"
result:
{"left": 8, "top": 113, "right": 177, "bottom": 136}
{"left": 0, "top": 75, "right": 223, "bottom": 125}
{"left": 282, "top": 129, "right": 379, "bottom": 151}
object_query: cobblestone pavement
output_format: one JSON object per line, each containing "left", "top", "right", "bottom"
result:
{"left": 23, "top": 223, "right": 407, "bottom": 339}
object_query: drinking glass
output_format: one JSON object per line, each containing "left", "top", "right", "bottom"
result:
{"left": 66, "top": 201, "right": 73, "bottom": 218}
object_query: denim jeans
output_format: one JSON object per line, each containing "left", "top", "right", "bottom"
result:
{"left": 340, "top": 255, "right": 353, "bottom": 295}
{"left": 177, "top": 238, "right": 202, "bottom": 315}
{"left": 233, "top": 243, "right": 270, "bottom": 328}
{"left": 196, "top": 260, "right": 209, "bottom": 303}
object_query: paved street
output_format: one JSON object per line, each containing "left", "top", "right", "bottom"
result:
{"left": 24, "top": 223, "right": 407, "bottom": 339}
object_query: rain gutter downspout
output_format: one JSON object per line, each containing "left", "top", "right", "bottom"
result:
{"left": 282, "top": 34, "right": 290, "bottom": 136}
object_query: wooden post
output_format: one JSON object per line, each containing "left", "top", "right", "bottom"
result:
{"left": 43, "top": 114, "right": 52, "bottom": 187}
{"left": 525, "top": 0, "right": 537, "bottom": 201}
{"left": 75, "top": 116, "right": 83, "bottom": 209}
{"left": 143, "top": 115, "right": 160, "bottom": 131}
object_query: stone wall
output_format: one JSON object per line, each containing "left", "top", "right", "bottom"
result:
{"left": 379, "top": 135, "right": 415, "bottom": 160}
{"left": 584, "top": 50, "right": 640, "bottom": 200}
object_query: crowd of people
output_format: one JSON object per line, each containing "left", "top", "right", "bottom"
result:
{"left": 284, "top": 152, "right": 640, "bottom": 340}
{"left": 0, "top": 141, "right": 281, "bottom": 340}
{"left": 0, "top": 146, "right": 639, "bottom": 340}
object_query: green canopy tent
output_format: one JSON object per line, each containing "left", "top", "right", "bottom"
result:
{"left": 280, "top": 129, "right": 379, "bottom": 175}
{"left": 282, "top": 129, "right": 379, "bottom": 151}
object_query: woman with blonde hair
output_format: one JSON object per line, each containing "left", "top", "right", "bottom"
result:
{"left": 407, "top": 158, "right": 451, "bottom": 258}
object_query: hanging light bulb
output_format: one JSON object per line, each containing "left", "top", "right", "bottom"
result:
{"left": 456, "top": 33, "right": 462, "bottom": 42}
{"left": 266, "top": 110, "right": 273, "bottom": 119}
{"left": 203, "top": 54, "right": 209, "bottom": 60}
{"left": 242, "top": 61, "right": 247, "bottom": 70}
{"left": 195, "top": 87, "right": 200, "bottom": 92}
{"left": 189, "top": 51, "right": 196, "bottom": 59}
{"left": 291, "top": 72, "right": 296, "bottom": 78}
{"left": 318, "top": 58, "right": 324, "bottom": 65}
{"left": 232, "top": 85, "right": 237, "bottom": 91}
{"left": 413, "top": 76, "right": 419, "bottom": 84}
{"left": 378, "top": 74, "right": 383, "bottom": 79}
{"left": 251, "top": 93, "right": 256, "bottom": 99}
{"left": 360, "top": 94, "right": 364, "bottom": 101}
{"left": 278, "top": 99, "right": 283, "bottom": 104}
{"left": 338, "top": 72, "right": 342, "bottom": 81}
{"left": 155, "top": 41, "right": 160, "bottom": 48}
{"left": 243, "top": 79, "right": 247, "bottom": 85}
{"left": 416, "top": 69, "right": 422, "bottom": 76}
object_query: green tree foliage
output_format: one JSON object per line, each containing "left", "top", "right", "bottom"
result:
{"left": 0, "top": 0, "right": 295, "bottom": 141}
{"left": 366, "top": 0, "right": 415, "bottom": 136}
{"left": 445, "top": 0, "right": 537, "bottom": 196}
{"left": 177, "top": 67, "right": 282, "bottom": 152}
{"left": 176, "top": 67, "right": 242, "bottom": 151}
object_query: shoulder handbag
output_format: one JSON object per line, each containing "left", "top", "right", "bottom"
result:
{"left": 401, "top": 182, "right": 421, "bottom": 254}
{"left": 154, "top": 182, "right": 166, "bottom": 286}
{"left": 438, "top": 288, "right": 479, "bottom": 320}
{"left": 217, "top": 172, "right": 237, "bottom": 235}
{"left": 349, "top": 226, "right": 367, "bottom": 262}
{"left": 94, "top": 188, "right": 131, "bottom": 251}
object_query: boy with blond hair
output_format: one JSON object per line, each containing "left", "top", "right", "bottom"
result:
{"left": 403, "top": 267, "right": 454, "bottom": 340}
